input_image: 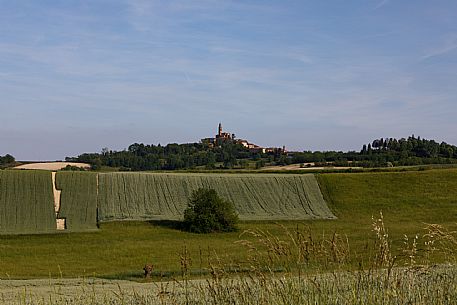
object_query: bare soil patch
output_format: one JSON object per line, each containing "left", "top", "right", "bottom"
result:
{"left": 14, "top": 162, "right": 90, "bottom": 171}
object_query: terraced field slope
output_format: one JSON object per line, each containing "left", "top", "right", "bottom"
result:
{"left": 98, "top": 173, "right": 335, "bottom": 221}
{"left": 0, "top": 170, "right": 56, "bottom": 234}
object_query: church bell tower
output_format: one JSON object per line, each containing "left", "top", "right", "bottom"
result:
{"left": 218, "top": 123, "right": 222, "bottom": 136}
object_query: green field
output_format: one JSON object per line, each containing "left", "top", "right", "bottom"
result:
{"left": 318, "top": 168, "right": 457, "bottom": 227}
{"left": 1, "top": 171, "right": 335, "bottom": 235}
{"left": 0, "top": 170, "right": 56, "bottom": 234}
{"left": 56, "top": 171, "right": 98, "bottom": 231}
{"left": 0, "top": 168, "right": 456, "bottom": 279}
{"left": 98, "top": 172, "right": 335, "bottom": 221}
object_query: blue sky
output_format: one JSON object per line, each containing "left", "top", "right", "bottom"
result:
{"left": 1, "top": 0, "right": 456, "bottom": 160}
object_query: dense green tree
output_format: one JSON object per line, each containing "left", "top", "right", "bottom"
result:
{"left": 183, "top": 188, "right": 238, "bottom": 233}
{"left": 0, "top": 154, "right": 16, "bottom": 168}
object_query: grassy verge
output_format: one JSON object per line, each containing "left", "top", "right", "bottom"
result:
{"left": 2, "top": 265, "right": 457, "bottom": 305}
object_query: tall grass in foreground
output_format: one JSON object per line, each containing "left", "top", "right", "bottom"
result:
{"left": 5, "top": 214, "right": 457, "bottom": 305}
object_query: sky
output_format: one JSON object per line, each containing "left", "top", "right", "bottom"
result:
{"left": 1, "top": 0, "right": 457, "bottom": 160}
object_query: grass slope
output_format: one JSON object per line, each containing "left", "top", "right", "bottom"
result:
{"left": 0, "top": 170, "right": 56, "bottom": 234}
{"left": 317, "top": 168, "right": 457, "bottom": 225}
{"left": 314, "top": 168, "right": 457, "bottom": 257}
{"left": 98, "top": 173, "right": 335, "bottom": 221}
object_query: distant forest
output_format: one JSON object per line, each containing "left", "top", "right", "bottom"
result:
{"left": 64, "top": 136, "right": 457, "bottom": 171}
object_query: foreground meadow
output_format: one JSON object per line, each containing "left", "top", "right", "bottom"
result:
{"left": 1, "top": 216, "right": 457, "bottom": 304}
{"left": 1, "top": 264, "right": 457, "bottom": 304}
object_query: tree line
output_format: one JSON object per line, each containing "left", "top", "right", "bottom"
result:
{"left": 289, "top": 136, "right": 457, "bottom": 167}
{"left": 66, "top": 135, "right": 457, "bottom": 170}
{"left": 67, "top": 142, "right": 273, "bottom": 171}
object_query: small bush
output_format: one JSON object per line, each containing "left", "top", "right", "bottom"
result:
{"left": 183, "top": 188, "right": 238, "bottom": 233}
{"left": 61, "top": 165, "right": 86, "bottom": 171}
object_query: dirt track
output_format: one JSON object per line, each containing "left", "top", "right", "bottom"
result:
{"left": 0, "top": 277, "right": 199, "bottom": 303}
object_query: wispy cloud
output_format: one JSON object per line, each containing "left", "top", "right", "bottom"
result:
{"left": 209, "top": 46, "right": 314, "bottom": 65}
{"left": 2, "top": 0, "right": 457, "bottom": 159}
{"left": 422, "top": 40, "right": 457, "bottom": 60}
{"left": 374, "top": 0, "right": 389, "bottom": 10}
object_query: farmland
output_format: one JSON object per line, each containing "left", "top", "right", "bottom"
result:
{"left": 317, "top": 168, "right": 457, "bottom": 226}
{"left": 0, "top": 170, "right": 56, "bottom": 234}
{"left": 0, "top": 168, "right": 455, "bottom": 279}
{"left": 0, "top": 168, "right": 456, "bottom": 303}
{"left": 14, "top": 162, "right": 90, "bottom": 171}
{"left": 56, "top": 171, "right": 98, "bottom": 231}
{"left": 0, "top": 171, "right": 335, "bottom": 235}
{"left": 98, "top": 173, "right": 335, "bottom": 221}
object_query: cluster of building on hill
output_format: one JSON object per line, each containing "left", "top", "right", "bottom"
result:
{"left": 201, "top": 123, "right": 286, "bottom": 154}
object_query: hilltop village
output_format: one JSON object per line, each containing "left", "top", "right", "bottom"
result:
{"left": 62, "top": 124, "right": 457, "bottom": 171}
{"left": 63, "top": 123, "right": 291, "bottom": 171}
{"left": 201, "top": 123, "right": 286, "bottom": 154}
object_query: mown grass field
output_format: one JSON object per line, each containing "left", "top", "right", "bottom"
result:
{"left": 0, "top": 168, "right": 456, "bottom": 279}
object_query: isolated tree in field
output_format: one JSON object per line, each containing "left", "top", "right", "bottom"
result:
{"left": 183, "top": 188, "right": 238, "bottom": 233}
